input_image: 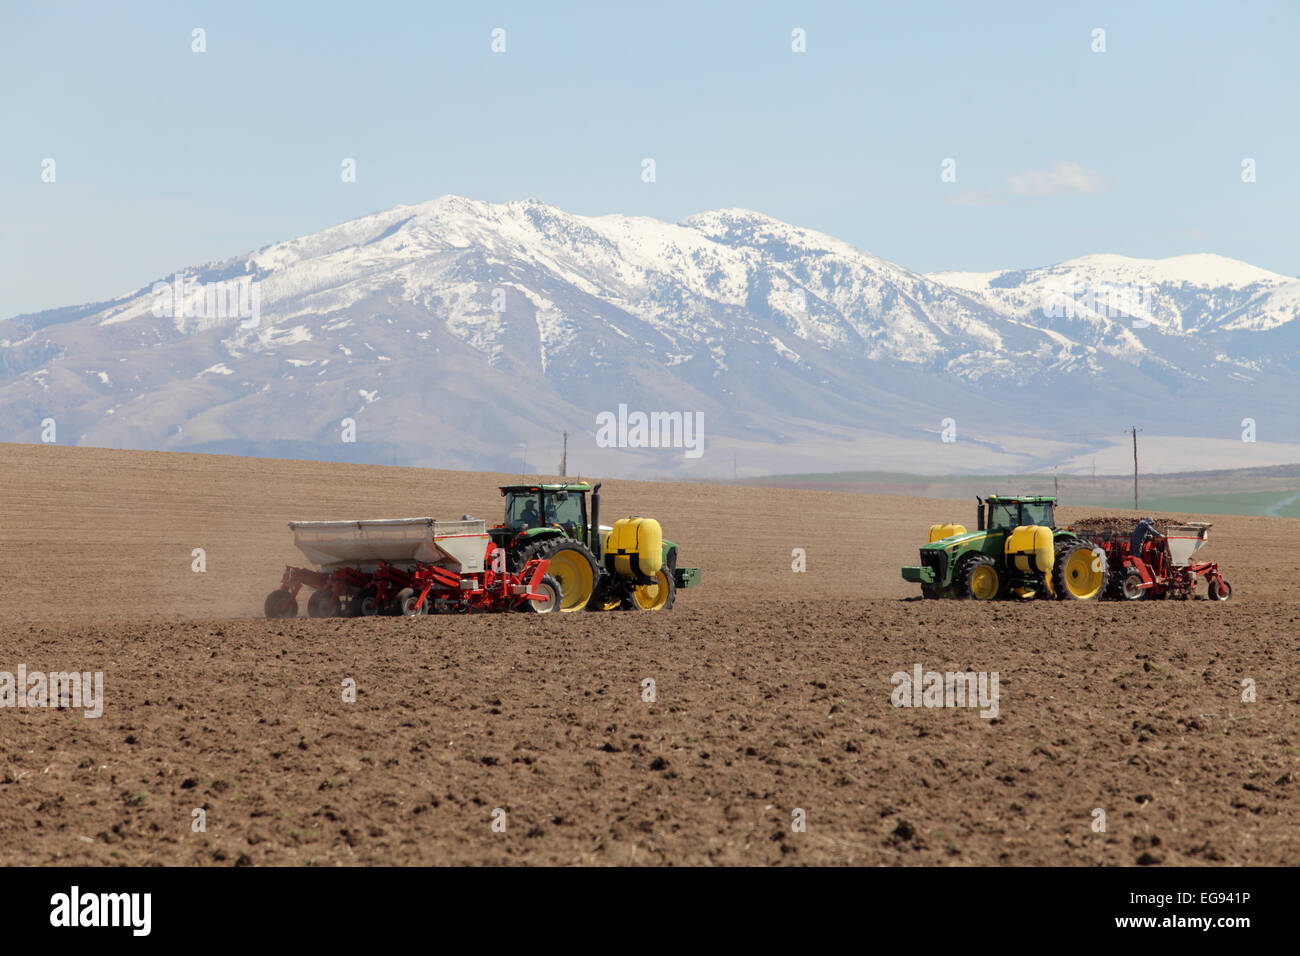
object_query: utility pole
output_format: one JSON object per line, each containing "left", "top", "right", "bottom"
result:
{"left": 1053, "top": 464, "right": 1059, "bottom": 500}
{"left": 1127, "top": 426, "right": 1142, "bottom": 509}
{"left": 559, "top": 431, "right": 567, "bottom": 477}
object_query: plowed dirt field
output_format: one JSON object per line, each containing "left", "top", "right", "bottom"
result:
{"left": 1, "top": 444, "right": 1297, "bottom": 865}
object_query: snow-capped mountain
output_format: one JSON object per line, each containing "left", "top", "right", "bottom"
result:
{"left": 2, "top": 196, "right": 1298, "bottom": 477}
{"left": 931, "top": 253, "right": 1298, "bottom": 341}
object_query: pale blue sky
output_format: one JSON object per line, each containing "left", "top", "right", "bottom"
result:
{"left": 2, "top": 0, "right": 1297, "bottom": 317}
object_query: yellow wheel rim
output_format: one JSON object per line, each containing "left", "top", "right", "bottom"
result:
{"left": 1064, "top": 548, "right": 1104, "bottom": 599}
{"left": 633, "top": 569, "right": 671, "bottom": 610}
{"left": 546, "top": 550, "right": 594, "bottom": 611}
{"left": 970, "top": 564, "right": 1000, "bottom": 600}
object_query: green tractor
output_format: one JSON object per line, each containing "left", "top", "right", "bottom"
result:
{"left": 901, "top": 494, "right": 1107, "bottom": 601}
{"left": 489, "top": 481, "right": 702, "bottom": 612}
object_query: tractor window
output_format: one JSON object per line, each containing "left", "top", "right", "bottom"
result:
{"left": 544, "top": 492, "right": 583, "bottom": 530}
{"left": 989, "top": 502, "right": 1019, "bottom": 530}
{"left": 505, "top": 493, "right": 543, "bottom": 528}
{"left": 1020, "top": 502, "right": 1054, "bottom": 528}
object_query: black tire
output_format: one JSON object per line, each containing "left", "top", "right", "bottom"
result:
{"left": 264, "top": 589, "right": 298, "bottom": 619}
{"left": 952, "top": 553, "right": 996, "bottom": 600}
{"left": 960, "top": 553, "right": 1004, "bottom": 601}
{"left": 1117, "top": 568, "right": 1146, "bottom": 601}
{"left": 1052, "top": 540, "right": 1108, "bottom": 601}
{"left": 521, "top": 573, "right": 562, "bottom": 613}
{"left": 621, "top": 567, "right": 676, "bottom": 611}
{"left": 357, "top": 587, "right": 381, "bottom": 617}
{"left": 515, "top": 538, "right": 600, "bottom": 612}
{"left": 1050, "top": 540, "right": 1072, "bottom": 599}
{"left": 1208, "top": 579, "right": 1232, "bottom": 601}
{"left": 341, "top": 589, "right": 364, "bottom": 617}
{"left": 307, "top": 589, "right": 340, "bottom": 618}
{"left": 1106, "top": 562, "right": 1126, "bottom": 599}
{"left": 395, "top": 587, "right": 426, "bottom": 617}
{"left": 951, "top": 556, "right": 974, "bottom": 599}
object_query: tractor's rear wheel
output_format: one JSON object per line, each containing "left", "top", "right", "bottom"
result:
{"left": 961, "top": 554, "right": 1004, "bottom": 601}
{"left": 522, "top": 574, "right": 562, "bottom": 613}
{"left": 1053, "top": 541, "right": 1108, "bottom": 600}
{"left": 264, "top": 589, "right": 298, "bottom": 619}
{"left": 623, "top": 567, "right": 676, "bottom": 611}
{"left": 516, "top": 539, "right": 599, "bottom": 612}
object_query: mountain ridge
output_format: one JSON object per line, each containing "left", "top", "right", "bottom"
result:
{"left": 3, "top": 195, "right": 1298, "bottom": 478}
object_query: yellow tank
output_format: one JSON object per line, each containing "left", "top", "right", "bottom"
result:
{"left": 1005, "top": 525, "right": 1054, "bottom": 574}
{"left": 927, "top": 523, "right": 967, "bottom": 543}
{"left": 605, "top": 517, "right": 663, "bottom": 578}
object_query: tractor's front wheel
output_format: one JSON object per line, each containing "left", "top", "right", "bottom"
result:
{"left": 516, "top": 539, "right": 599, "bottom": 612}
{"left": 623, "top": 567, "right": 676, "bottom": 611}
{"left": 960, "top": 554, "right": 1004, "bottom": 601}
{"left": 1053, "top": 541, "right": 1108, "bottom": 600}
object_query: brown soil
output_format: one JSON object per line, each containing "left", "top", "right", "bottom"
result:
{"left": 1070, "top": 515, "right": 1196, "bottom": 537}
{"left": 1, "top": 443, "right": 1298, "bottom": 865}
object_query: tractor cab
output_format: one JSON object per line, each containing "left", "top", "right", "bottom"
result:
{"left": 495, "top": 482, "right": 595, "bottom": 552}
{"left": 980, "top": 495, "right": 1057, "bottom": 533}
{"left": 500, "top": 482, "right": 591, "bottom": 537}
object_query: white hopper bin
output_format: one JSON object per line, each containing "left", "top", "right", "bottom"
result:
{"left": 288, "top": 517, "right": 488, "bottom": 572}
{"left": 1163, "top": 522, "right": 1211, "bottom": 566}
